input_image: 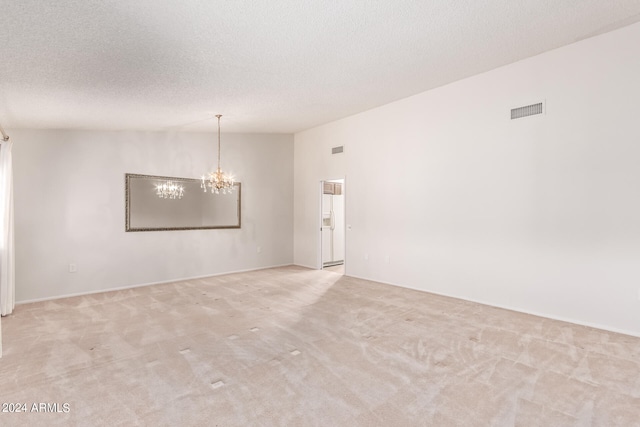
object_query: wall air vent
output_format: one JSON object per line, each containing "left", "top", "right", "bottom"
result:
{"left": 331, "top": 146, "right": 344, "bottom": 154}
{"left": 511, "top": 102, "right": 544, "bottom": 120}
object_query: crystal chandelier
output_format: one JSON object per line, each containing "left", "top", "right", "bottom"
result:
{"left": 201, "top": 114, "right": 234, "bottom": 194}
{"left": 156, "top": 180, "right": 184, "bottom": 199}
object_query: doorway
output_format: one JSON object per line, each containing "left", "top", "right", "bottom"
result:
{"left": 320, "top": 179, "right": 345, "bottom": 274}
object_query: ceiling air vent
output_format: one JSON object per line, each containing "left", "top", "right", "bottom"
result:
{"left": 331, "top": 146, "right": 344, "bottom": 154}
{"left": 511, "top": 102, "right": 544, "bottom": 120}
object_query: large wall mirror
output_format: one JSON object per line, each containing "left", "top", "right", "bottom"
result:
{"left": 125, "top": 173, "right": 241, "bottom": 231}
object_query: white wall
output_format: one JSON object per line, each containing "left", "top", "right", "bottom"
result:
{"left": 13, "top": 130, "right": 293, "bottom": 302}
{"left": 294, "top": 22, "right": 640, "bottom": 336}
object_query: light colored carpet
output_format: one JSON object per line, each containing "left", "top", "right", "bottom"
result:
{"left": 1, "top": 266, "right": 639, "bottom": 426}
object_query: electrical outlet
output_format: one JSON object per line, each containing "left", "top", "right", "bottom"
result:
{"left": 385, "top": 255, "right": 390, "bottom": 263}
{"left": 364, "top": 254, "right": 369, "bottom": 261}
{"left": 257, "top": 246, "right": 262, "bottom": 253}
{"left": 69, "top": 263, "right": 77, "bottom": 273}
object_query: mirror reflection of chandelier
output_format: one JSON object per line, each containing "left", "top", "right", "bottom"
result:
{"left": 201, "top": 114, "right": 234, "bottom": 194}
{"left": 156, "top": 180, "right": 184, "bottom": 199}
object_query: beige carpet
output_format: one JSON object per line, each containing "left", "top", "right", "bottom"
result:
{"left": 1, "top": 266, "right": 639, "bottom": 426}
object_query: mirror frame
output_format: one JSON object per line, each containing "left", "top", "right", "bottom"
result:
{"left": 125, "top": 173, "right": 241, "bottom": 232}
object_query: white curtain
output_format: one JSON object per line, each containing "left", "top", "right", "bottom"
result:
{"left": 0, "top": 139, "right": 15, "bottom": 316}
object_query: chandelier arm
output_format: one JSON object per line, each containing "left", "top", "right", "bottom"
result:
{"left": 0, "top": 121, "right": 9, "bottom": 141}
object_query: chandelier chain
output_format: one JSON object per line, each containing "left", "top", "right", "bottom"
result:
{"left": 216, "top": 114, "right": 221, "bottom": 171}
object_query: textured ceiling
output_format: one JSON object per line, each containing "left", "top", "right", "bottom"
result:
{"left": 1, "top": 1, "right": 640, "bottom": 133}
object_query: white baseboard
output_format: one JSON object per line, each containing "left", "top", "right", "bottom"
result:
{"left": 346, "top": 273, "right": 640, "bottom": 339}
{"left": 292, "top": 263, "right": 318, "bottom": 270}
{"left": 18, "top": 264, "right": 639, "bottom": 339}
{"left": 16, "top": 263, "right": 294, "bottom": 305}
